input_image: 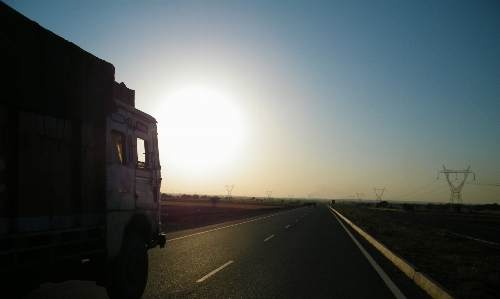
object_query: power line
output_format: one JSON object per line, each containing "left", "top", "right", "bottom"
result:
{"left": 399, "top": 179, "right": 439, "bottom": 199}
{"left": 404, "top": 184, "right": 449, "bottom": 201}
{"left": 466, "top": 180, "right": 500, "bottom": 187}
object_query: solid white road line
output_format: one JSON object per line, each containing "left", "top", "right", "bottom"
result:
{"left": 327, "top": 208, "right": 407, "bottom": 299}
{"left": 167, "top": 208, "right": 304, "bottom": 242}
{"left": 264, "top": 235, "right": 274, "bottom": 242}
{"left": 197, "top": 261, "right": 233, "bottom": 283}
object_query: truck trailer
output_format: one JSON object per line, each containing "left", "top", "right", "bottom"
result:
{"left": 0, "top": 3, "right": 166, "bottom": 298}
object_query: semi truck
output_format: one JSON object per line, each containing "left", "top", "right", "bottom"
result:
{"left": 0, "top": 3, "right": 166, "bottom": 298}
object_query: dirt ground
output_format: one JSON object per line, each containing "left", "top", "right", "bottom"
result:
{"left": 161, "top": 199, "right": 287, "bottom": 209}
{"left": 358, "top": 207, "right": 500, "bottom": 244}
{"left": 160, "top": 199, "right": 297, "bottom": 232}
{"left": 331, "top": 204, "right": 500, "bottom": 299}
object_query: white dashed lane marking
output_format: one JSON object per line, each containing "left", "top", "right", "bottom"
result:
{"left": 264, "top": 235, "right": 274, "bottom": 242}
{"left": 197, "top": 261, "right": 233, "bottom": 282}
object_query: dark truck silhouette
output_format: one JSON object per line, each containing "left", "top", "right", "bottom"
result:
{"left": 0, "top": 3, "right": 165, "bottom": 298}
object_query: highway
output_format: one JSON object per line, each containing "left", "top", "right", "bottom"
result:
{"left": 26, "top": 204, "right": 431, "bottom": 298}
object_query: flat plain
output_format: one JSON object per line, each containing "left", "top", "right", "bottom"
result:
{"left": 331, "top": 204, "right": 500, "bottom": 299}
{"left": 160, "top": 199, "right": 299, "bottom": 232}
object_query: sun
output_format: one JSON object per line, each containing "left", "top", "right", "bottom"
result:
{"left": 157, "top": 85, "right": 247, "bottom": 178}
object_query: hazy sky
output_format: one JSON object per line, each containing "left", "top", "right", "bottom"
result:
{"left": 5, "top": 0, "right": 500, "bottom": 203}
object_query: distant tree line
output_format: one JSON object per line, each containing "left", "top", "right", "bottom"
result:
{"left": 160, "top": 193, "right": 208, "bottom": 200}
{"left": 160, "top": 193, "right": 294, "bottom": 202}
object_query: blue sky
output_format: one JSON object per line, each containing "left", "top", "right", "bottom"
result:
{"left": 5, "top": 0, "right": 500, "bottom": 203}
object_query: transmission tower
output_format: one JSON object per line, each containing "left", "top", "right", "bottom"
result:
{"left": 266, "top": 191, "right": 273, "bottom": 200}
{"left": 356, "top": 193, "right": 364, "bottom": 203}
{"left": 373, "top": 188, "right": 386, "bottom": 202}
{"left": 438, "top": 165, "right": 475, "bottom": 204}
{"left": 225, "top": 185, "right": 234, "bottom": 200}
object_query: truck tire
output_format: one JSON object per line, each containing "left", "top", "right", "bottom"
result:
{"left": 106, "top": 233, "right": 148, "bottom": 299}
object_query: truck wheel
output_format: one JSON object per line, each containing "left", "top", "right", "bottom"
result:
{"left": 106, "top": 233, "right": 148, "bottom": 299}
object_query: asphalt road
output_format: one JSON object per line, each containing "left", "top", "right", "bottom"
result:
{"left": 25, "top": 204, "right": 431, "bottom": 298}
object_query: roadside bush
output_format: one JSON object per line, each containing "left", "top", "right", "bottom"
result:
{"left": 484, "top": 203, "right": 500, "bottom": 211}
{"left": 436, "top": 203, "right": 451, "bottom": 211}
{"left": 161, "top": 193, "right": 175, "bottom": 200}
{"left": 376, "top": 201, "right": 389, "bottom": 208}
{"left": 402, "top": 203, "right": 414, "bottom": 213}
{"left": 209, "top": 196, "right": 220, "bottom": 207}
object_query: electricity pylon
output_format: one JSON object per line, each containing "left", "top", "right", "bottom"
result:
{"left": 356, "top": 193, "right": 364, "bottom": 203}
{"left": 266, "top": 191, "right": 273, "bottom": 200}
{"left": 438, "top": 165, "right": 475, "bottom": 204}
{"left": 373, "top": 188, "right": 386, "bottom": 202}
{"left": 225, "top": 185, "right": 234, "bottom": 200}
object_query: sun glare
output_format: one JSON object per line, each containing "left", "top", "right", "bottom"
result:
{"left": 158, "top": 86, "right": 247, "bottom": 178}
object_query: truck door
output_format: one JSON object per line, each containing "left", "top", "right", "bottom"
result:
{"left": 107, "top": 111, "right": 135, "bottom": 211}
{"left": 134, "top": 119, "right": 157, "bottom": 210}
{"left": 151, "top": 129, "right": 161, "bottom": 203}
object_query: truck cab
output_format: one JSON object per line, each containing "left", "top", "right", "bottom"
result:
{"left": 107, "top": 85, "right": 163, "bottom": 259}
{"left": 103, "top": 84, "right": 166, "bottom": 299}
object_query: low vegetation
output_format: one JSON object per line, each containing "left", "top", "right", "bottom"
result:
{"left": 331, "top": 203, "right": 500, "bottom": 299}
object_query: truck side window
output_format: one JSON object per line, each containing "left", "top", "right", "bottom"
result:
{"left": 111, "top": 130, "right": 127, "bottom": 165}
{"left": 137, "top": 138, "right": 148, "bottom": 168}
